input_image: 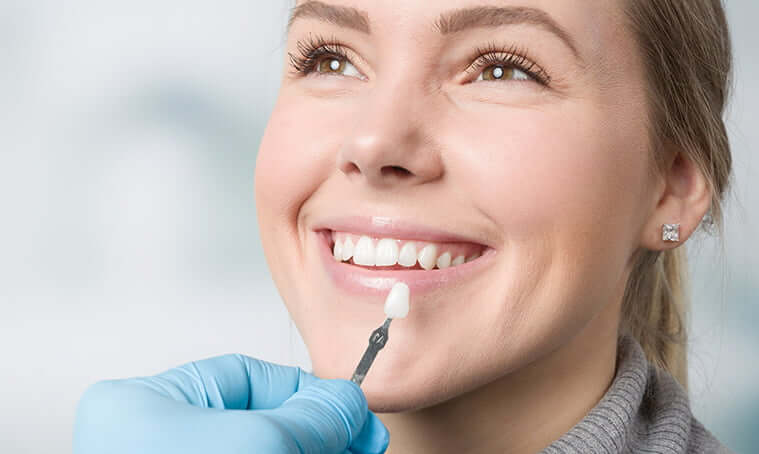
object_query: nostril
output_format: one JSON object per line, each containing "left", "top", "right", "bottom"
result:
{"left": 381, "top": 165, "right": 412, "bottom": 178}
{"left": 343, "top": 162, "right": 361, "bottom": 174}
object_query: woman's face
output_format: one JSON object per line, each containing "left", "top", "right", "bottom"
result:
{"left": 256, "top": 0, "right": 655, "bottom": 411}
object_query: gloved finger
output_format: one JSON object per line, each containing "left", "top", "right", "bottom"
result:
{"left": 75, "top": 377, "right": 328, "bottom": 454}
{"left": 260, "top": 378, "right": 389, "bottom": 454}
{"left": 129, "top": 354, "right": 316, "bottom": 410}
{"left": 350, "top": 411, "right": 390, "bottom": 454}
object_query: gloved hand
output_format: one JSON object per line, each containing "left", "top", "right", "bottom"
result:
{"left": 73, "top": 354, "right": 389, "bottom": 454}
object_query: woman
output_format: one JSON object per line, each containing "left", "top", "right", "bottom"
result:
{"left": 74, "top": 0, "right": 734, "bottom": 452}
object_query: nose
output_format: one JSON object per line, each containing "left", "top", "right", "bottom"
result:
{"left": 337, "top": 88, "right": 444, "bottom": 189}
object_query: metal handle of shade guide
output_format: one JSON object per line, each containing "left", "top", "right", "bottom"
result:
{"left": 350, "top": 318, "right": 392, "bottom": 386}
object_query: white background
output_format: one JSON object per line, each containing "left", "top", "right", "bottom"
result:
{"left": 0, "top": 1, "right": 757, "bottom": 452}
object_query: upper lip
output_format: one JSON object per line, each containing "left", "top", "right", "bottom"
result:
{"left": 311, "top": 215, "right": 494, "bottom": 247}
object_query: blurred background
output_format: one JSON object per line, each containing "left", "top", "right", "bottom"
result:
{"left": 0, "top": 1, "right": 756, "bottom": 453}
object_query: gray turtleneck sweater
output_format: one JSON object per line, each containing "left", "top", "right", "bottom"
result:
{"left": 541, "top": 335, "right": 733, "bottom": 453}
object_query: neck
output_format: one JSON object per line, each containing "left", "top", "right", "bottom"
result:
{"left": 379, "top": 300, "right": 621, "bottom": 454}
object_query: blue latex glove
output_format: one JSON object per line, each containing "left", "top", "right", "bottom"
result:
{"left": 73, "top": 354, "right": 389, "bottom": 454}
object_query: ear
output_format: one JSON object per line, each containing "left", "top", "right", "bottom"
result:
{"left": 639, "top": 146, "right": 712, "bottom": 251}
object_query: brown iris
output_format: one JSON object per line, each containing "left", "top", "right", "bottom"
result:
{"left": 317, "top": 58, "right": 345, "bottom": 74}
{"left": 482, "top": 65, "right": 513, "bottom": 81}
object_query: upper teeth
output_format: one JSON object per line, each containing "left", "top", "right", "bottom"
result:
{"left": 331, "top": 232, "right": 482, "bottom": 269}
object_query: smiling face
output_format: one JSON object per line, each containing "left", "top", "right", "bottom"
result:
{"left": 255, "top": 0, "right": 656, "bottom": 412}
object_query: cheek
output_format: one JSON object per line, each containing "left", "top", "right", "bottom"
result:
{"left": 437, "top": 101, "right": 650, "bottom": 343}
{"left": 255, "top": 93, "right": 353, "bottom": 326}
{"left": 255, "top": 94, "right": 344, "bottom": 238}
{"left": 257, "top": 99, "right": 320, "bottom": 217}
{"left": 254, "top": 97, "right": 324, "bottom": 306}
{"left": 443, "top": 102, "right": 649, "bottom": 249}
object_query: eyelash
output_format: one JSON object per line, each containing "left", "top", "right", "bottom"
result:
{"left": 287, "top": 34, "right": 552, "bottom": 87}
{"left": 288, "top": 34, "right": 350, "bottom": 76}
{"left": 467, "top": 42, "right": 551, "bottom": 86}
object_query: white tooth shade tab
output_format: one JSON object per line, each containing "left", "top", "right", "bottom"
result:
{"left": 417, "top": 244, "right": 438, "bottom": 270}
{"left": 330, "top": 231, "right": 485, "bottom": 269}
{"left": 398, "top": 242, "right": 418, "bottom": 267}
{"left": 375, "top": 238, "right": 400, "bottom": 266}
{"left": 353, "top": 236, "right": 376, "bottom": 266}
{"left": 384, "top": 281, "right": 410, "bottom": 319}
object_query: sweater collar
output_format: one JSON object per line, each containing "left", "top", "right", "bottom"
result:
{"left": 540, "top": 334, "right": 694, "bottom": 453}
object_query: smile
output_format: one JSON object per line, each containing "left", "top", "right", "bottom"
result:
{"left": 330, "top": 231, "right": 485, "bottom": 270}
{"left": 312, "top": 217, "right": 497, "bottom": 296}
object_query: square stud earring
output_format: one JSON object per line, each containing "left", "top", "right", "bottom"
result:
{"left": 662, "top": 223, "right": 680, "bottom": 242}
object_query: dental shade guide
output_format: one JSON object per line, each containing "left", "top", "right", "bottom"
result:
{"left": 350, "top": 282, "right": 410, "bottom": 386}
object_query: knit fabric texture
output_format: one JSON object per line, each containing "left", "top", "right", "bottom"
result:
{"left": 541, "top": 334, "right": 733, "bottom": 453}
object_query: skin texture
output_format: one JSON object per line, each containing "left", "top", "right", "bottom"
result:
{"left": 254, "top": 0, "right": 711, "bottom": 452}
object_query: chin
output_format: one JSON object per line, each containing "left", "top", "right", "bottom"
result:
{"left": 309, "top": 341, "right": 503, "bottom": 413}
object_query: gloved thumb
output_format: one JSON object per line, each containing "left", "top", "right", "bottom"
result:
{"left": 259, "top": 378, "right": 389, "bottom": 454}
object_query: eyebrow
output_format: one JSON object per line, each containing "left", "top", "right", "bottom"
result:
{"left": 435, "top": 6, "right": 581, "bottom": 60}
{"left": 288, "top": 1, "right": 581, "bottom": 61}
{"left": 288, "top": 1, "right": 370, "bottom": 34}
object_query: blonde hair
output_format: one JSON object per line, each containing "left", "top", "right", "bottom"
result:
{"left": 620, "top": 0, "right": 733, "bottom": 390}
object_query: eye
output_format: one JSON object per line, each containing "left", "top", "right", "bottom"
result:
{"left": 465, "top": 43, "right": 551, "bottom": 86}
{"left": 476, "top": 65, "right": 532, "bottom": 82}
{"left": 289, "top": 36, "right": 551, "bottom": 86}
{"left": 313, "top": 56, "right": 363, "bottom": 79}
{"left": 288, "top": 35, "right": 365, "bottom": 80}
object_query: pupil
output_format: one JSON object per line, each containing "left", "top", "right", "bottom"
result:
{"left": 329, "top": 59, "right": 340, "bottom": 71}
{"left": 492, "top": 66, "right": 504, "bottom": 79}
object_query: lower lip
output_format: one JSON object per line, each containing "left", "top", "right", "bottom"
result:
{"left": 315, "top": 230, "right": 497, "bottom": 297}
